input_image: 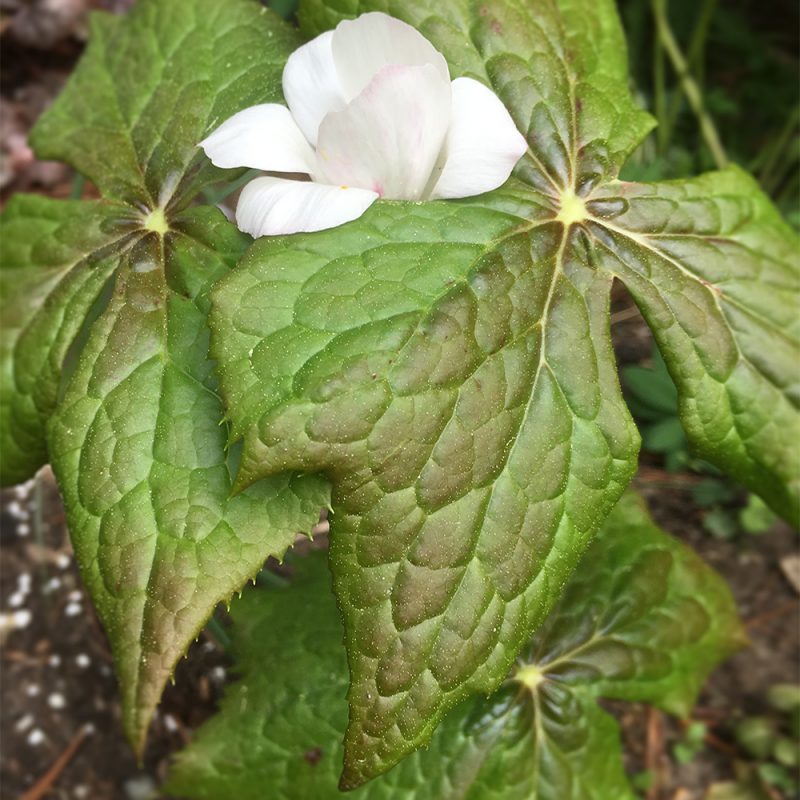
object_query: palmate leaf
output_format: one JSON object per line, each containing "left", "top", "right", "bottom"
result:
{"left": 29, "top": 1, "right": 300, "bottom": 209}
{"left": 0, "top": 196, "right": 129, "bottom": 484}
{"left": 0, "top": 0, "right": 329, "bottom": 752}
{"left": 588, "top": 170, "right": 800, "bottom": 518}
{"left": 48, "top": 207, "right": 329, "bottom": 748}
{"left": 212, "top": 186, "right": 641, "bottom": 786}
{"left": 206, "top": 0, "right": 800, "bottom": 786}
{"left": 165, "top": 491, "right": 745, "bottom": 800}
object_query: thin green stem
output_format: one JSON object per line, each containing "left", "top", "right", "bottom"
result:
{"left": 662, "top": 0, "right": 718, "bottom": 145}
{"left": 758, "top": 105, "right": 800, "bottom": 193}
{"left": 774, "top": 161, "right": 800, "bottom": 209}
{"left": 653, "top": 11, "right": 668, "bottom": 155}
{"left": 651, "top": 0, "right": 728, "bottom": 169}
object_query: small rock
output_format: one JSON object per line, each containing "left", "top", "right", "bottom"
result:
{"left": 27, "top": 728, "right": 45, "bottom": 746}
{"left": 0, "top": 609, "right": 33, "bottom": 634}
{"left": 14, "top": 713, "right": 34, "bottom": 733}
{"left": 780, "top": 554, "right": 800, "bottom": 595}
{"left": 5, "top": 500, "right": 26, "bottom": 519}
{"left": 124, "top": 775, "right": 157, "bottom": 800}
{"left": 64, "top": 602, "right": 82, "bottom": 617}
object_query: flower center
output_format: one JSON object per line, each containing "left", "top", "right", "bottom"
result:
{"left": 556, "top": 189, "right": 587, "bottom": 226}
{"left": 514, "top": 664, "right": 545, "bottom": 691}
{"left": 143, "top": 207, "right": 169, "bottom": 235}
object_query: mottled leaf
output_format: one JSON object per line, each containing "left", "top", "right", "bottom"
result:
{"left": 588, "top": 168, "right": 800, "bottom": 522}
{"left": 165, "top": 491, "right": 744, "bottom": 799}
{"left": 29, "top": 0, "right": 300, "bottom": 208}
{"left": 6, "top": 0, "right": 797, "bottom": 783}
{"left": 0, "top": 195, "right": 131, "bottom": 484}
{"left": 207, "top": 0, "right": 798, "bottom": 784}
{"left": 48, "top": 207, "right": 329, "bottom": 751}
{"left": 0, "top": 0, "right": 326, "bottom": 755}
{"left": 211, "top": 184, "right": 640, "bottom": 785}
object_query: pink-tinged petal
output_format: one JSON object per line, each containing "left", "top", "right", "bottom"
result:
{"left": 282, "top": 30, "right": 345, "bottom": 146}
{"left": 200, "top": 104, "right": 316, "bottom": 174}
{"left": 314, "top": 63, "right": 451, "bottom": 200}
{"left": 429, "top": 77, "right": 528, "bottom": 199}
{"left": 235, "top": 177, "right": 378, "bottom": 237}
{"left": 332, "top": 12, "right": 449, "bottom": 102}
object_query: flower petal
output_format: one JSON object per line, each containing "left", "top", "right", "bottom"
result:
{"left": 331, "top": 11, "right": 449, "bottom": 102}
{"left": 199, "top": 104, "right": 316, "bottom": 174}
{"left": 429, "top": 77, "right": 528, "bottom": 199}
{"left": 235, "top": 177, "right": 378, "bottom": 237}
{"left": 314, "top": 64, "right": 451, "bottom": 200}
{"left": 282, "top": 30, "right": 345, "bottom": 146}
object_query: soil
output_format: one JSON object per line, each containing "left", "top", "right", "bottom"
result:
{"left": 1, "top": 3, "right": 799, "bottom": 799}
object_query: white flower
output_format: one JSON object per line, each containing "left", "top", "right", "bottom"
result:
{"left": 200, "top": 12, "right": 528, "bottom": 237}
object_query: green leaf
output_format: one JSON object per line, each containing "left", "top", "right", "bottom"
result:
{"left": 29, "top": 0, "right": 300, "bottom": 209}
{"left": 589, "top": 167, "right": 800, "bottom": 524}
{"left": 766, "top": 684, "right": 800, "bottom": 713}
{"left": 692, "top": 479, "right": 737, "bottom": 509}
{"left": 706, "top": 775, "right": 777, "bottom": 800}
{"left": 773, "top": 737, "right": 799, "bottom": 767}
{"left": 641, "top": 417, "right": 687, "bottom": 454}
{"left": 702, "top": 508, "right": 739, "bottom": 540}
{"left": 672, "top": 721, "right": 707, "bottom": 764}
{"left": 48, "top": 206, "right": 330, "bottom": 752}
{"left": 165, "top": 491, "right": 744, "bottom": 799}
{"left": 739, "top": 494, "right": 778, "bottom": 534}
{"left": 0, "top": 195, "right": 130, "bottom": 485}
{"left": 735, "top": 717, "right": 776, "bottom": 760}
{"left": 211, "top": 183, "right": 641, "bottom": 786}
{"left": 205, "top": 0, "right": 797, "bottom": 784}
{"left": 622, "top": 347, "right": 679, "bottom": 419}
{"left": 0, "top": 0, "right": 325, "bottom": 756}
{"left": 8, "top": 0, "right": 795, "bottom": 783}
{"left": 521, "top": 493, "right": 745, "bottom": 716}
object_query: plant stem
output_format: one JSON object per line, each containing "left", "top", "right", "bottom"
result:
{"left": 653, "top": 11, "right": 668, "bottom": 155}
{"left": 758, "top": 105, "right": 800, "bottom": 194}
{"left": 662, "top": 0, "right": 718, "bottom": 145}
{"left": 651, "top": 0, "right": 728, "bottom": 169}
{"left": 775, "top": 167, "right": 800, "bottom": 210}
